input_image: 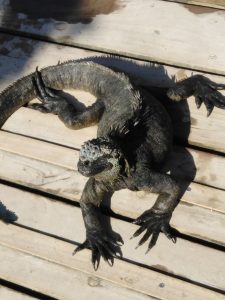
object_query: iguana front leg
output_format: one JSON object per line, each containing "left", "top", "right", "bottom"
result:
{"left": 73, "top": 178, "right": 123, "bottom": 270}
{"left": 131, "top": 170, "right": 180, "bottom": 253}
{"left": 29, "top": 68, "right": 104, "bottom": 129}
{"left": 167, "top": 75, "right": 225, "bottom": 116}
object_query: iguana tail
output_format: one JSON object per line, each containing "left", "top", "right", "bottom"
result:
{"left": 0, "top": 60, "right": 141, "bottom": 128}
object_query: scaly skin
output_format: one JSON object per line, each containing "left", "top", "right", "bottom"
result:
{"left": 0, "top": 59, "right": 141, "bottom": 132}
{"left": 1, "top": 57, "right": 225, "bottom": 269}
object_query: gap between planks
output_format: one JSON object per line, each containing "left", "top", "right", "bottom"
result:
{"left": 0, "top": 130, "right": 225, "bottom": 246}
{"left": 4, "top": 102, "right": 225, "bottom": 154}
{"left": 0, "top": 286, "right": 37, "bottom": 300}
{"left": 1, "top": 147, "right": 225, "bottom": 246}
{"left": 165, "top": 0, "right": 225, "bottom": 10}
{"left": 0, "top": 127, "right": 225, "bottom": 211}
{"left": 0, "top": 243, "right": 155, "bottom": 300}
{"left": 0, "top": 217, "right": 225, "bottom": 298}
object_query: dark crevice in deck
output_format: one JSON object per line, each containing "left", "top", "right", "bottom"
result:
{"left": 14, "top": 221, "right": 80, "bottom": 247}
{"left": 174, "top": 137, "right": 225, "bottom": 158}
{"left": 190, "top": 180, "right": 225, "bottom": 193}
{"left": 0, "top": 178, "right": 81, "bottom": 207}
{"left": 7, "top": 221, "right": 225, "bottom": 297}
{"left": 121, "top": 257, "right": 225, "bottom": 296}
{"left": 1, "top": 177, "right": 225, "bottom": 253}
{"left": 3, "top": 126, "right": 225, "bottom": 159}
{"left": 161, "top": 0, "right": 225, "bottom": 11}
{"left": 2, "top": 128, "right": 81, "bottom": 152}
{"left": 169, "top": 229, "right": 225, "bottom": 252}
{"left": 0, "top": 278, "right": 58, "bottom": 300}
{"left": 2, "top": 128, "right": 225, "bottom": 196}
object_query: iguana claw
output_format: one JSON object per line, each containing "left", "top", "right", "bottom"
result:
{"left": 132, "top": 210, "right": 176, "bottom": 253}
{"left": 73, "top": 230, "right": 123, "bottom": 270}
{"left": 29, "top": 67, "right": 63, "bottom": 114}
{"left": 167, "top": 75, "right": 225, "bottom": 116}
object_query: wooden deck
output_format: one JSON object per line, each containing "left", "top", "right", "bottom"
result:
{"left": 0, "top": 0, "right": 225, "bottom": 299}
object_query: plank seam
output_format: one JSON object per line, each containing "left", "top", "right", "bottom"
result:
{"left": 4, "top": 126, "right": 225, "bottom": 158}
{"left": 1, "top": 224, "right": 225, "bottom": 296}
{"left": 0, "top": 278, "right": 57, "bottom": 300}
{"left": 1, "top": 29, "right": 225, "bottom": 78}
{"left": 162, "top": 0, "right": 225, "bottom": 11}
{"left": 1, "top": 177, "right": 224, "bottom": 251}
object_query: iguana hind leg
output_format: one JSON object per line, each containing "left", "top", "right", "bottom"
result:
{"left": 29, "top": 68, "right": 104, "bottom": 129}
{"left": 167, "top": 75, "right": 225, "bottom": 116}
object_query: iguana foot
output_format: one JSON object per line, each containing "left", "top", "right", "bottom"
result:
{"left": 29, "top": 67, "right": 67, "bottom": 114}
{"left": 28, "top": 102, "right": 57, "bottom": 114}
{"left": 73, "top": 230, "right": 123, "bottom": 270}
{"left": 167, "top": 75, "right": 225, "bottom": 116}
{"left": 131, "top": 209, "right": 176, "bottom": 253}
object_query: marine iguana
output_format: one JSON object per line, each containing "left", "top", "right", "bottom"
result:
{"left": 0, "top": 58, "right": 225, "bottom": 270}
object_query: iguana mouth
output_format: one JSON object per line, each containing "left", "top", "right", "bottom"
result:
{"left": 77, "top": 159, "right": 112, "bottom": 177}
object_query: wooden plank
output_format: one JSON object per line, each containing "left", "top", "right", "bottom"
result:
{"left": 1, "top": 34, "right": 225, "bottom": 153}
{"left": 166, "top": 0, "right": 225, "bottom": 10}
{"left": 1, "top": 33, "right": 225, "bottom": 89}
{"left": 0, "top": 245, "right": 155, "bottom": 300}
{"left": 3, "top": 108, "right": 225, "bottom": 191}
{"left": 1, "top": 147, "right": 225, "bottom": 246}
{"left": 166, "top": 145, "right": 225, "bottom": 191}
{"left": 1, "top": 235, "right": 223, "bottom": 300}
{"left": 1, "top": 130, "right": 225, "bottom": 209}
{"left": 0, "top": 132, "right": 225, "bottom": 246}
{"left": 1, "top": 179, "right": 225, "bottom": 247}
{"left": 176, "top": 182, "right": 225, "bottom": 213}
{"left": 1, "top": 198, "right": 225, "bottom": 292}
{"left": 0, "top": 1, "right": 225, "bottom": 74}
{"left": 0, "top": 286, "right": 36, "bottom": 300}
{"left": 2, "top": 129, "right": 225, "bottom": 190}
{"left": 179, "top": 100, "right": 225, "bottom": 152}
{"left": 4, "top": 103, "right": 225, "bottom": 154}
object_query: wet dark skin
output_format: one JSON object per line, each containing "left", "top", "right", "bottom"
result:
{"left": 2, "top": 59, "right": 223, "bottom": 270}
{"left": 29, "top": 66, "right": 225, "bottom": 270}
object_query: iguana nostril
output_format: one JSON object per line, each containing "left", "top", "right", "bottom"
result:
{"left": 84, "top": 160, "right": 90, "bottom": 166}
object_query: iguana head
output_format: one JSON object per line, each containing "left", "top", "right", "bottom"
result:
{"left": 78, "top": 137, "right": 126, "bottom": 181}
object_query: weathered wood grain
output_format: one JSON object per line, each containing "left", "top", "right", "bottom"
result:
{"left": 1, "top": 193, "right": 225, "bottom": 292}
{"left": 1, "top": 153, "right": 224, "bottom": 246}
{"left": 0, "top": 1, "right": 224, "bottom": 298}
{"left": 166, "top": 0, "right": 225, "bottom": 10}
{"left": 1, "top": 125, "right": 225, "bottom": 194}
{"left": 1, "top": 153, "right": 225, "bottom": 245}
{"left": 1, "top": 230, "right": 224, "bottom": 300}
{"left": 0, "top": 35, "right": 225, "bottom": 152}
{"left": 0, "top": 246, "right": 154, "bottom": 300}
{"left": 1, "top": 131, "right": 225, "bottom": 246}
{"left": 4, "top": 103, "right": 225, "bottom": 153}
{"left": 0, "top": 1, "right": 225, "bottom": 74}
